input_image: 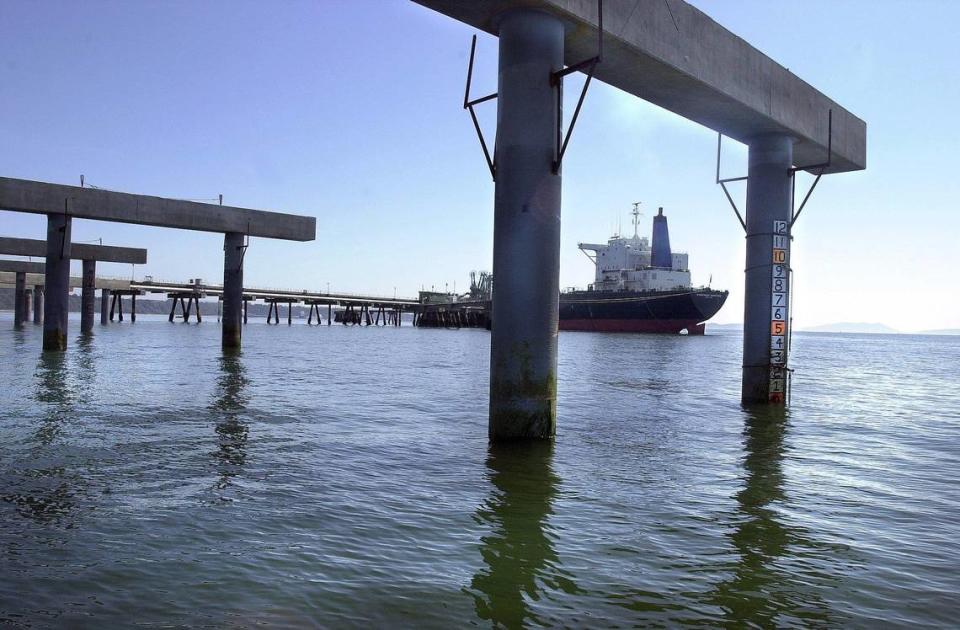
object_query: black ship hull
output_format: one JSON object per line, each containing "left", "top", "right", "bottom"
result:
{"left": 559, "top": 288, "right": 728, "bottom": 334}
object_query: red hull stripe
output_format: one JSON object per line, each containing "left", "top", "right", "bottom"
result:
{"left": 559, "top": 318, "right": 706, "bottom": 334}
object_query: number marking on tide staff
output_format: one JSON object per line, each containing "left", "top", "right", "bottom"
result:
{"left": 769, "top": 220, "right": 789, "bottom": 402}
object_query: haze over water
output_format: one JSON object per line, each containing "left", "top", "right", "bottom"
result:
{"left": 1, "top": 317, "right": 958, "bottom": 627}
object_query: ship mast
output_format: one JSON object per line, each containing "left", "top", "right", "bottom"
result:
{"left": 631, "top": 202, "right": 642, "bottom": 238}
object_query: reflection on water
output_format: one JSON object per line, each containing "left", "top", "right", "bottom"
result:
{"left": 32, "top": 352, "right": 72, "bottom": 445}
{"left": 2, "top": 352, "right": 79, "bottom": 523}
{"left": 469, "top": 441, "right": 579, "bottom": 627}
{"left": 710, "top": 407, "right": 838, "bottom": 626}
{"left": 210, "top": 350, "right": 249, "bottom": 492}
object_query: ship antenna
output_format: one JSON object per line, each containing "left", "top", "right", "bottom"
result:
{"left": 631, "top": 202, "right": 642, "bottom": 238}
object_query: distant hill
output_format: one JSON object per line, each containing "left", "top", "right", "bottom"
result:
{"left": 799, "top": 322, "right": 900, "bottom": 334}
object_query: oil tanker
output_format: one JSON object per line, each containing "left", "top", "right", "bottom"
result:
{"left": 559, "top": 205, "right": 727, "bottom": 334}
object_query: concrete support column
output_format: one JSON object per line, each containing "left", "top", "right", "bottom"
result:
{"left": 22, "top": 288, "right": 32, "bottom": 324}
{"left": 80, "top": 259, "right": 96, "bottom": 333}
{"left": 742, "top": 134, "right": 793, "bottom": 404}
{"left": 101, "top": 289, "right": 111, "bottom": 325}
{"left": 222, "top": 232, "right": 244, "bottom": 349}
{"left": 488, "top": 10, "right": 564, "bottom": 441}
{"left": 33, "top": 285, "right": 44, "bottom": 324}
{"left": 43, "top": 213, "right": 72, "bottom": 351}
{"left": 13, "top": 272, "right": 26, "bottom": 328}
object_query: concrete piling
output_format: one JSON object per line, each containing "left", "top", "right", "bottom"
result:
{"left": 22, "top": 288, "right": 32, "bottom": 324}
{"left": 101, "top": 289, "right": 110, "bottom": 325}
{"left": 222, "top": 232, "right": 244, "bottom": 349}
{"left": 43, "top": 213, "right": 72, "bottom": 351}
{"left": 742, "top": 134, "right": 793, "bottom": 404}
{"left": 488, "top": 10, "right": 564, "bottom": 441}
{"left": 33, "top": 285, "right": 43, "bottom": 324}
{"left": 80, "top": 259, "right": 96, "bottom": 333}
{"left": 13, "top": 272, "right": 26, "bottom": 328}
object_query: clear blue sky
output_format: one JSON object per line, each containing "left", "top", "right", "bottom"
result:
{"left": 1, "top": 1, "right": 957, "bottom": 331}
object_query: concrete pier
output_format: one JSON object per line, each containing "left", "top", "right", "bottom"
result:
{"left": 43, "top": 214, "right": 72, "bottom": 351}
{"left": 33, "top": 285, "right": 43, "bottom": 324}
{"left": 22, "top": 288, "right": 32, "bottom": 323}
{"left": 81, "top": 259, "right": 96, "bottom": 333}
{"left": 222, "top": 232, "right": 244, "bottom": 349}
{"left": 742, "top": 135, "right": 793, "bottom": 404}
{"left": 13, "top": 272, "right": 26, "bottom": 328}
{"left": 488, "top": 10, "right": 564, "bottom": 441}
{"left": 101, "top": 289, "right": 111, "bottom": 325}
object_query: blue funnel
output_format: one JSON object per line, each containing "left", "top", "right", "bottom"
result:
{"left": 651, "top": 207, "right": 672, "bottom": 268}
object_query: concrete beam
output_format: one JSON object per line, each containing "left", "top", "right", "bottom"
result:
{"left": 0, "top": 236, "right": 146, "bottom": 264}
{"left": 0, "top": 259, "right": 45, "bottom": 274}
{"left": 0, "top": 177, "right": 317, "bottom": 241}
{"left": 412, "top": 0, "right": 866, "bottom": 173}
{"left": 0, "top": 272, "right": 131, "bottom": 291}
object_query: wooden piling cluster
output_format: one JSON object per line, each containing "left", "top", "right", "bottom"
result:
{"left": 335, "top": 303, "right": 402, "bottom": 326}
{"left": 265, "top": 299, "right": 295, "bottom": 325}
{"left": 413, "top": 302, "right": 490, "bottom": 329}
{"left": 167, "top": 292, "right": 203, "bottom": 323}
{"left": 108, "top": 289, "right": 142, "bottom": 323}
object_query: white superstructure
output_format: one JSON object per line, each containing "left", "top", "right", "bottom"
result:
{"left": 578, "top": 206, "right": 691, "bottom": 292}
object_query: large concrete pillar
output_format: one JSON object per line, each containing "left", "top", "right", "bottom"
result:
{"left": 488, "top": 10, "right": 564, "bottom": 441}
{"left": 33, "top": 285, "right": 43, "bottom": 324}
{"left": 13, "top": 272, "right": 26, "bottom": 328}
{"left": 742, "top": 134, "right": 793, "bottom": 404}
{"left": 101, "top": 289, "right": 111, "bottom": 325}
{"left": 22, "top": 288, "right": 32, "bottom": 324}
{"left": 43, "top": 213, "right": 72, "bottom": 351}
{"left": 80, "top": 259, "right": 96, "bottom": 333}
{"left": 222, "top": 232, "right": 244, "bottom": 349}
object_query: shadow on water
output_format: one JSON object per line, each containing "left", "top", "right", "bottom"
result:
{"left": 708, "top": 406, "right": 841, "bottom": 627}
{"left": 209, "top": 350, "right": 250, "bottom": 493}
{"left": 467, "top": 441, "right": 579, "bottom": 628}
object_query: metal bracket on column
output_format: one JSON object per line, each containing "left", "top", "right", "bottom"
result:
{"left": 551, "top": 0, "right": 603, "bottom": 174}
{"left": 237, "top": 221, "right": 251, "bottom": 272}
{"left": 463, "top": 35, "right": 498, "bottom": 181}
{"left": 790, "top": 109, "right": 833, "bottom": 227}
{"left": 715, "top": 134, "right": 747, "bottom": 231}
{"left": 60, "top": 198, "right": 71, "bottom": 259}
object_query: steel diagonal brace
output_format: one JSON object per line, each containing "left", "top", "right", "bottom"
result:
{"left": 463, "top": 34, "right": 497, "bottom": 181}
{"left": 552, "top": 0, "right": 603, "bottom": 174}
{"left": 715, "top": 134, "right": 747, "bottom": 231}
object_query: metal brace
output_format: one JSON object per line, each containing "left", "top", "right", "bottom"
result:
{"left": 463, "top": 35, "right": 498, "bottom": 181}
{"left": 791, "top": 109, "right": 832, "bottom": 227}
{"left": 60, "top": 197, "right": 71, "bottom": 260}
{"left": 552, "top": 0, "right": 603, "bottom": 174}
{"left": 715, "top": 108, "right": 834, "bottom": 231}
{"left": 237, "top": 220, "right": 250, "bottom": 272}
{"left": 715, "top": 134, "right": 747, "bottom": 231}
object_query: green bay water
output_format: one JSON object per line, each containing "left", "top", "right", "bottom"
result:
{"left": 1, "top": 314, "right": 958, "bottom": 627}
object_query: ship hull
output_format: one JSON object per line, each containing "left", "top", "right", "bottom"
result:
{"left": 559, "top": 289, "right": 728, "bottom": 334}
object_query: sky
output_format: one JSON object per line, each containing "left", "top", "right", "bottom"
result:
{"left": 1, "top": 0, "right": 958, "bottom": 331}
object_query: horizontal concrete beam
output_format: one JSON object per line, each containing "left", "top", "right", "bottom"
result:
{"left": 412, "top": 0, "right": 866, "bottom": 173}
{"left": 0, "top": 271, "right": 131, "bottom": 290}
{"left": 0, "top": 259, "right": 45, "bottom": 274}
{"left": 0, "top": 236, "right": 147, "bottom": 264}
{"left": 0, "top": 177, "right": 317, "bottom": 240}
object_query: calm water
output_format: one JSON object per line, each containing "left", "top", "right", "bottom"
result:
{"left": 1, "top": 314, "right": 958, "bottom": 627}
